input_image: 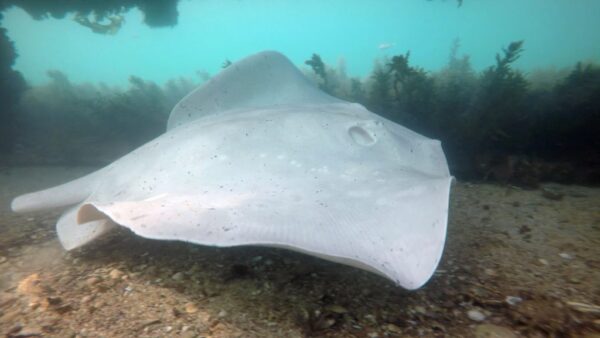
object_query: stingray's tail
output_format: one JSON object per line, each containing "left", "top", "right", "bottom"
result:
{"left": 11, "top": 169, "right": 104, "bottom": 213}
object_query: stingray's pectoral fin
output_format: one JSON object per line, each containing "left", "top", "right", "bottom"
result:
{"left": 57, "top": 205, "right": 116, "bottom": 250}
{"left": 11, "top": 169, "right": 104, "bottom": 213}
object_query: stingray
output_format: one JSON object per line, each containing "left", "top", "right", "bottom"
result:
{"left": 12, "top": 51, "right": 452, "bottom": 289}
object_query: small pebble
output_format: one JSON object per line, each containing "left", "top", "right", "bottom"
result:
{"left": 484, "top": 268, "right": 496, "bottom": 276}
{"left": 0, "top": 256, "right": 7, "bottom": 264}
{"left": 541, "top": 188, "right": 564, "bottom": 201}
{"left": 180, "top": 331, "right": 197, "bottom": 338}
{"left": 474, "top": 324, "right": 517, "bottom": 338}
{"left": 314, "top": 317, "right": 335, "bottom": 330}
{"left": 172, "top": 272, "right": 185, "bottom": 281}
{"left": 538, "top": 258, "right": 549, "bottom": 265}
{"left": 505, "top": 296, "right": 523, "bottom": 306}
{"left": 467, "top": 309, "right": 486, "bottom": 322}
{"left": 85, "top": 276, "right": 101, "bottom": 286}
{"left": 414, "top": 305, "right": 427, "bottom": 314}
{"left": 386, "top": 323, "right": 402, "bottom": 334}
{"left": 218, "top": 310, "right": 227, "bottom": 318}
{"left": 80, "top": 295, "right": 94, "bottom": 304}
{"left": 13, "top": 326, "right": 43, "bottom": 337}
{"left": 364, "top": 314, "right": 377, "bottom": 324}
{"left": 325, "top": 304, "right": 348, "bottom": 314}
{"left": 184, "top": 303, "right": 199, "bottom": 314}
{"left": 109, "top": 269, "right": 124, "bottom": 279}
{"left": 558, "top": 252, "right": 573, "bottom": 260}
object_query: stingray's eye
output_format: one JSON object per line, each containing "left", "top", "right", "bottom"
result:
{"left": 348, "top": 124, "right": 377, "bottom": 146}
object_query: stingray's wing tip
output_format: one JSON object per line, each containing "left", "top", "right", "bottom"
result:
{"left": 11, "top": 193, "right": 35, "bottom": 213}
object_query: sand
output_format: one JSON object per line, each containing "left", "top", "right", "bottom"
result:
{"left": 0, "top": 166, "right": 599, "bottom": 337}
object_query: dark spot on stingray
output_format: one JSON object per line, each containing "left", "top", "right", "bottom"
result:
{"left": 131, "top": 214, "right": 147, "bottom": 221}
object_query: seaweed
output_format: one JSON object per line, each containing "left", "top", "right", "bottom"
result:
{"left": 536, "top": 63, "right": 600, "bottom": 163}
{"left": 349, "top": 78, "right": 367, "bottom": 105}
{"left": 367, "top": 61, "right": 393, "bottom": 116}
{"left": 2, "top": 0, "right": 180, "bottom": 27}
{"left": 0, "top": 27, "right": 27, "bottom": 157}
{"left": 11, "top": 70, "right": 201, "bottom": 165}
{"left": 299, "top": 41, "right": 598, "bottom": 184}
{"left": 466, "top": 41, "right": 529, "bottom": 152}
{"left": 305, "top": 53, "right": 331, "bottom": 94}
{"left": 222, "top": 59, "right": 232, "bottom": 69}
{"left": 388, "top": 52, "right": 413, "bottom": 98}
{"left": 4, "top": 40, "right": 599, "bottom": 183}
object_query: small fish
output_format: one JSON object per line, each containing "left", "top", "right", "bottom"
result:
{"left": 378, "top": 42, "right": 395, "bottom": 50}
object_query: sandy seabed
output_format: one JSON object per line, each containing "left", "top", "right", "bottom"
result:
{"left": 0, "top": 166, "right": 599, "bottom": 337}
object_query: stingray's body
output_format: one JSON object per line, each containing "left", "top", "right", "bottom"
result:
{"left": 12, "top": 51, "right": 452, "bottom": 289}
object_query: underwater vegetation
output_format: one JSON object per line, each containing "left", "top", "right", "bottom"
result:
{"left": 0, "top": 40, "right": 597, "bottom": 186}
{"left": 0, "top": 39, "right": 596, "bottom": 186}
{"left": 0, "top": 1, "right": 180, "bottom": 149}
{"left": 0, "top": 0, "right": 180, "bottom": 27}
{"left": 305, "top": 41, "right": 600, "bottom": 185}
{"left": 9, "top": 71, "right": 201, "bottom": 165}
{"left": 0, "top": 26, "right": 26, "bottom": 155}
{"left": 0, "top": 0, "right": 597, "bottom": 185}
{"left": 305, "top": 54, "right": 330, "bottom": 93}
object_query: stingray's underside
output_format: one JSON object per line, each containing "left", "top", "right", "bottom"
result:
{"left": 11, "top": 51, "right": 452, "bottom": 289}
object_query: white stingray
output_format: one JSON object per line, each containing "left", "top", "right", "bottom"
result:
{"left": 12, "top": 51, "right": 452, "bottom": 289}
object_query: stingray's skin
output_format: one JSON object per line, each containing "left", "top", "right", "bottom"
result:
{"left": 12, "top": 51, "right": 452, "bottom": 289}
